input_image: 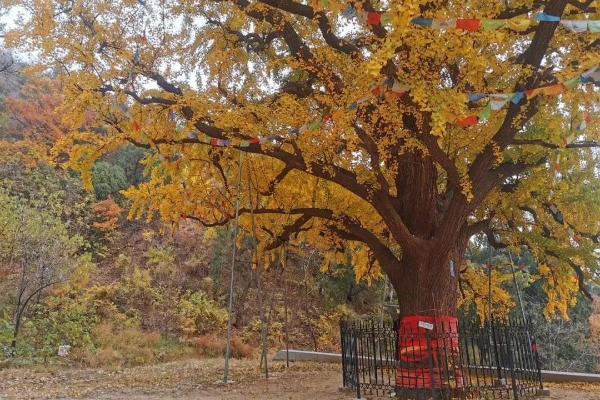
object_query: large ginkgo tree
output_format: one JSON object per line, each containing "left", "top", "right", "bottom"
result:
{"left": 4, "top": 0, "right": 600, "bottom": 322}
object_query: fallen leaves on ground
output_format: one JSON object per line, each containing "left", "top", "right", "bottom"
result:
{"left": 545, "top": 381, "right": 600, "bottom": 392}
{"left": 0, "top": 358, "right": 342, "bottom": 400}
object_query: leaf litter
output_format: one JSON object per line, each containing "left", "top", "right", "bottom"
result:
{"left": 0, "top": 358, "right": 598, "bottom": 400}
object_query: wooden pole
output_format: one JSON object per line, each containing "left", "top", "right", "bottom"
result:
{"left": 223, "top": 150, "right": 243, "bottom": 383}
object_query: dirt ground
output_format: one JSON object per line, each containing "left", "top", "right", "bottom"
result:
{"left": 0, "top": 358, "right": 599, "bottom": 400}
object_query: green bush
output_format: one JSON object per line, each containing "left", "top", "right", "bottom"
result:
{"left": 178, "top": 290, "right": 228, "bottom": 337}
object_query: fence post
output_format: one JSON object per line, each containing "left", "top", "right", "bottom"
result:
{"left": 371, "top": 321, "right": 379, "bottom": 387}
{"left": 341, "top": 321, "right": 347, "bottom": 388}
{"left": 354, "top": 324, "right": 361, "bottom": 399}
{"left": 491, "top": 318, "right": 504, "bottom": 385}
{"left": 504, "top": 325, "right": 519, "bottom": 400}
{"left": 532, "top": 340, "right": 544, "bottom": 390}
{"left": 425, "top": 330, "right": 437, "bottom": 400}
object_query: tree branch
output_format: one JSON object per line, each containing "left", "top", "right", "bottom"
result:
{"left": 510, "top": 139, "right": 600, "bottom": 149}
{"left": 256, "top": 0, "right": 360, "bottom": 56}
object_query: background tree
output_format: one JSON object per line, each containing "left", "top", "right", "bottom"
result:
{"left": 0, "top": 190, "right": 87, "bottom": 352}
{"left": 460, "top": 244, "right": 599, "bottom": 372}
{"left": 3, "top": 0, "right": 599, "bottom": 324}
{"left": 90, "top": 161, "right": 128, "bottom": 202}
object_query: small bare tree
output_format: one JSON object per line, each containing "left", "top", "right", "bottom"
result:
{"left": 0, "top": 191, "right": 84, "bottom": 353}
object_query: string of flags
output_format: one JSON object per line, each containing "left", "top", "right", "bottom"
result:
{"left": 121, "top": 1, "right": 598, "bottom": 253}
{"left": 458, "top": 65, "right": 600, "bottom": 126}
{"left": 123, "top": 1, "right": 599, "bottom": 142}
{"left": 480, "top": 262, "right": 527, "bottom": 271}
{"left": 547, "top": 115, "right": 591, "bottom": 200}
{"left": 118, "top": 63, "right": 599, "bottom": 149}
{"left": 123, "top": 1, "right": 600, "bottom": 148}
{"left": 543, "top": 114, "right": 591, "bottom": 244}
{"left": 459, "top": 118, "right": 589, "bottom": 277}
{"left": 342, "top": 6, "right": 600, "bottom": 33}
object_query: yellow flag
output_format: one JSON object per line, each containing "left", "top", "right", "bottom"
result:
{"left": 443, "top": 111, "right": 457, "bottom": 123}
{"left": 506, "top": 18, "right": 531, "bottom": 31}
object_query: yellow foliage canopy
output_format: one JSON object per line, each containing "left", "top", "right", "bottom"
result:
{"left": 4, "top": 0, "right": 600, "bottom": 317}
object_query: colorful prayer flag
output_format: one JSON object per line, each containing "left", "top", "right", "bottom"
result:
{"left": 581, "top": 65, "right": 599, "bottom": 81}
{"left": 560, "top": 20, "right": 588, "bottom": 33}
{"left": 457, "top": 115, "right": 478, "bottom": 126}
{"left": 392, "top": 82, "right": 409, "bottom": 95}
{"left": 588, "top": 21, "right": 600, "bottom": 33}
{"left": 468, "top": 93, "right": 485, "bottom": 101}
{"left": 511, "top": 92, "right": 524, "bottom": 104}
{"left": 432, "top": 19, "right": 457, "bottom": 29}
{"left": 490, "top": 94, "right": 512, "bottom": 110}
{"left": 564, "top": 76, "right": 582, "bottom": 88}
{"left": 506, "top": 18, "right": 531, "bottom": 31}
{"left": 543, "top": 83, "right": 565, "bottom": 96}
{"left": 456, "top": 19, "right": 480, "bottom": 31}
{"left": 576, "top": 115, "right": 590, "bottom": 130}
{"left": 534, "top": 12, "right": 561, "bottom": 22}
{"left": 309, "top": 119, "right": 322, "bottom": 129}
{"left": 381, "top": 13, "right": 394, "bottom": 24}
{"left": 524, "top": 87, "right": 543, "bottom": 99}
{"left": 482, "top": 19, "right": 505, "bottom": 30}
{"left": 411, "top": 18, "right": 433, "bottom": 27}
{"left": 477, "top": 103, "right": 492, "bottom": 120}
{"left": 367, "top": 12, "right": 381, "bottom": 25}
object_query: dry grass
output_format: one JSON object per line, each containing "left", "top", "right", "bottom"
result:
{"left": 194, "top": 334, "right": 254, "bottom": 359}
{"left": 76, "top": 323, "right": 161, "bottom": 367}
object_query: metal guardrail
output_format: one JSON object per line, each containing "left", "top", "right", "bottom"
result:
{"left": 340, "top": 318, "right": 543, "bottom": 399}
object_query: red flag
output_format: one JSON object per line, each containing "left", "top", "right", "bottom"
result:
{"left": 457, "top": 19, "right": 480, "bottom": 31}
{"left": 132, "top": 120, "right": 141, "bottom": 131}
{"left": 457, "top": 115, "right": 478, "bottom": 126}
{"left": 367, "top": 12, "right": 381, "bottom": 25}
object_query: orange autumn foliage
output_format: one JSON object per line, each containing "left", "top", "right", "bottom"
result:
{"left": 92, "top": 196, "right": 122, "bottom": 233}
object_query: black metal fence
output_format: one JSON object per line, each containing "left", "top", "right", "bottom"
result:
{"left": 340, "top": 318, "right": 543, "bottom": 399}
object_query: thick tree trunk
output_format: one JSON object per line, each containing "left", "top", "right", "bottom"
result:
{"left": 386, "top": 148, "right": 468, "bottom": 392}
{"left": 387, "top": 236, "right": 467, "bottom": 392}
{"left": 392, "top": 241, "right": 464, "bottom": 318}
{"left": 390, "top": 149, "right": 468, "bottom": 318}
